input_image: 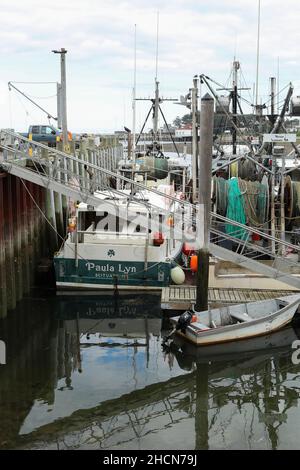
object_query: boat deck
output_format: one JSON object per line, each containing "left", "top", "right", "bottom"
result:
{"left": 161, "top": 286, "right": 298, "bottom": 310}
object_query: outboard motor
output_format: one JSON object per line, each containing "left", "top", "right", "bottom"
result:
{"left": 176, "top": 310, "right": 193, "bottom": 333}
{"left": 161, "top": 310, "right": 193, "bottom": 345}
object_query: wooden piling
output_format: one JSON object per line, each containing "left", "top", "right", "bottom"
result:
{"left": 195, "top": 93, "right": 214, "bottom": 313}
{"left": 27, "top": 182, "right": 36, "bottom": 284}
{"left": 20, "top": 180, "right": 31, "bottom": 294}
{"left": 3, "top": 175, "right": 17, "bottom": 311}
{"left": 11, "top": 177, "right": 23, "bottom": 301}
{"left": 0, "top": 174, "right": 7, "bottom": 318}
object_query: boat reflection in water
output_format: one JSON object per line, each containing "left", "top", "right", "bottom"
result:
{"left": 1, "top": 292, "right": 300, "bottom": 450}
{"left": 163, "top": 324, "right": 300, "bottom": 450}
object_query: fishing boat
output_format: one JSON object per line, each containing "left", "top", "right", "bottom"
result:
{"left": 169, "top": 295, "right": 300, "bottom": 346}
{"left": 54, "top": 186, "right": 185, "bottom": 291}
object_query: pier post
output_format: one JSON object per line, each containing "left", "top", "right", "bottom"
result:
{"left": 27, "top": 182, "right": 36, "bottom": 284}
{"left": 3, "top": 175, "right": 17, "bottom": 311}
{"left": 195, "top": 93, "right": 214, "bottom": 312}
{"left": 0, "top": 174, "right": 7, "bottom": 318}
{"left": 45, "top": 189, "right": 58, "bottom": 251}
{"left": 20, "top": 180, "right": 30, "bottom": 294}
{"left": 12, "top": 177, "right": 23, "bottom": 301}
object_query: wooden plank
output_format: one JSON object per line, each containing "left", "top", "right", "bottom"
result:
{"left": 214, "top": 289, "right": 221, "bottom": 302}
{"left": 213, "top": 288, "right": 218, "bottom": 301}
{"left": 252, "top": 291, "right": 261, "bottom": 301}
{"left": 192, "top": 287, "right": 196, "bottom": 300}
{"left": 230, "top": 291, "right": 238, "bottom": 302}
{"left": 223, "top": 289, "right": 230, "bottom": 303}
{"left": 234, "top": 290, "right": 242, "bottom": 302}
{"left": 161, "top": 285, "right": 299, "bottom": 311}
{"left": 209, "top": 289, "right": 215, "bottom": 302}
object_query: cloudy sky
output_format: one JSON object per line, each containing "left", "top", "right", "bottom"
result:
{"left": 0, "top": 0, "right": 299, "bottom": 133}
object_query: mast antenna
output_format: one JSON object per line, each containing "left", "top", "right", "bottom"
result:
{"left": 255, "top": 0, "right": 261, "bottom": 108}
{"left": 155, "top": 11, "right": 159, "bottom": 81}
{"left": 132, "top": 24, "right": 137, "bottom": 163}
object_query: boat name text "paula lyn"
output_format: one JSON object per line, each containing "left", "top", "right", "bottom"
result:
{"left": 86, "top": 262, "right": 137, "bottom": 274}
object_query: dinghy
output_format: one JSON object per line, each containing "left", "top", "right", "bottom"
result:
{"left": 169, "top": 295, "right": 300, "bottom": 346}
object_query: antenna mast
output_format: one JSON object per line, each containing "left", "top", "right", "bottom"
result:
{"left": 255, "top": 0, "right": 261, "bottom": 110}
{"left": 132, "top": 24, "right": 137, "bottom": 164}
{"left": 153, "top": 12, "right": 160, "bottom": 141}
{"left": 155, "top": 11, "right": 159, "bottom": 82}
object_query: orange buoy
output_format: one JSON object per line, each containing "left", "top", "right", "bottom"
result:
{"left": 68, "top": 217, "right": 76, "bottom": 232}
{"left": 190, "top": 255, "right": 198, "bottom": 272}
{"left": 167, "top": 215, "right": 174, "bottom": 227}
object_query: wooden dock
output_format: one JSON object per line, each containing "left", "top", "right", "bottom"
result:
{"left": 161, "top": 286, "right": 298, "bottom": 310}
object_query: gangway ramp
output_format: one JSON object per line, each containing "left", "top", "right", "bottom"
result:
{"left": 1, "top": 129, "right": 300, "bottom": 289}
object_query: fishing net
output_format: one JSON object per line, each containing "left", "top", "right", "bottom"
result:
{"left": 238, "top": 179, "right": 268, "bottom": 227}
{"left": 225, "top": 177, "right": 247, "bottom": 240}
{"left": 213, "top": 176, "right": 228, "bottom": 216}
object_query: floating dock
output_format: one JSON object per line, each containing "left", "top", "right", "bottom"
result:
{"left": 161, "top": 286, "right": 298, "bottom": 310}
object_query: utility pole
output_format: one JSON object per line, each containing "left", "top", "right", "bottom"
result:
{"left": 195, "top": 93, "right": 214, "bottom": 313}
{"left": 191, "top": 76, "right": 199, "bottom": 203}
{"left": 52, "top": 48, "right": 69, "bottom": 152}
{"left": 57, "top": 82, "right": 62, "bottom": 129}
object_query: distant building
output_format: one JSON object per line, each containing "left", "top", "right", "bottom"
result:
{"left": 175, "top": 124, "right": 193, "bottom": 140}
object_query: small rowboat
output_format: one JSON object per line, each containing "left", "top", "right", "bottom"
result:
{"left": 169, "top": 294, "right": 300, "bottom": 346}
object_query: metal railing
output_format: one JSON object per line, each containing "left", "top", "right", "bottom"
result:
{"left": 1, "top": 128, "right": 300, "bottom": 287}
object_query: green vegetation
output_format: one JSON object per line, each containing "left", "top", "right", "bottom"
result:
{"left": 173, "top": 113, "right": 192, "bottom": 128}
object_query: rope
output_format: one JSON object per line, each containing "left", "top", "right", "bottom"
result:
{"left": 238, "top": 179, "right": 268, "bottom": 227}
{"left": 293, "top": 181, "right": 300, "bottom": 214}
{"left": 213, "top": 176, "right": 268, "bottom": 230}
{"left": 213, "top": 176, "right": 228, "bottom": 216}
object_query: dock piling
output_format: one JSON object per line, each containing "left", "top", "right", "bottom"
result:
{"left": 195, "top": 93, "right": 214, "bottom": 312}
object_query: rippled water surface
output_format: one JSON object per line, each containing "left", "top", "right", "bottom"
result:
{"left": 1, "top": 290, "right": 300, "bottom": 450}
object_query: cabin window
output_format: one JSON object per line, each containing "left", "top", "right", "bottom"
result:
{"left": 31, "top": 126, "right": 39, "bottom": 134}
{"left": 125, "top": 211, "right": 150, "bottom": 234}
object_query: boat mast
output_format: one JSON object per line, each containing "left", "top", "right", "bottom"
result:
{"left": 255, "top": 0, "right": 261, "bottom": 112}
{"left": 132, "top": 24, "right": 137, "bottom": 165}
{"left": 232, "top": 60, "right": 240, "bottom": 156}
{"left": 153, "top": 12, "right": 160, "bottom": 142}
{"left": 153, "top": 80, "right": 160, "bottom": 142}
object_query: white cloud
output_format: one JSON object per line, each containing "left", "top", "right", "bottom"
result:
{"left": 0, "top": 0, "right": 299, "bottom": 132}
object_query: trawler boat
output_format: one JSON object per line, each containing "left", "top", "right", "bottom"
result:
{"left": 54, "top": 185, "right": 185, "bottom": 291}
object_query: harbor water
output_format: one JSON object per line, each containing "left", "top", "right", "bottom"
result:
{"left": 1, "top": 290, "right": 300, "bottom": 450}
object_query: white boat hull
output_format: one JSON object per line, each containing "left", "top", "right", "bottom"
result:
{"left": 171, "top": 295, "right": 300, "bottom": 346}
